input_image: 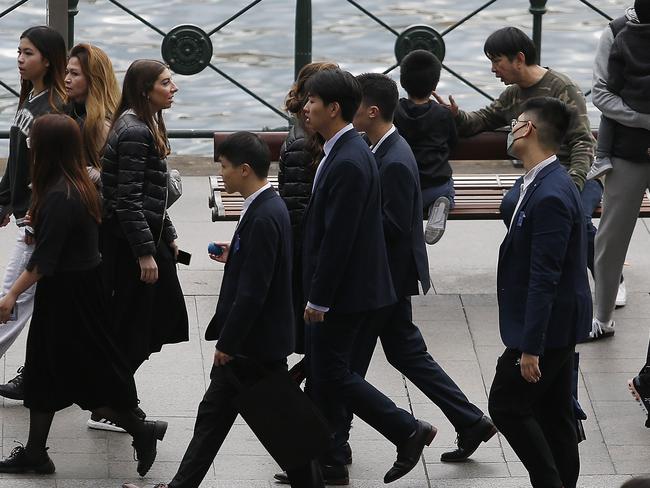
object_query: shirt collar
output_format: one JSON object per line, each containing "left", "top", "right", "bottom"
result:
{"left": 323, "top": 124, "right": 354, "bottom": 159}
{"left": 241, "top": 182, "right": 272, "bottom": 214}
{"left": 522, "top": 154, "right": 556, "bottom": 192}
{"left": 371, "top": 125, "right": 396, "bottom": 154}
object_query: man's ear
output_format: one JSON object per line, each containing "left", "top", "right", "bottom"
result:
{"left": 328, "top": 101, "right": 341, "bottom": 119}
{"left": 515, "top": 51, "right": 527, "bottom": 67}
{"left": 241, "top": 162, "right": 252, "bottom": 177}
{"left": 368, "top": 105, "right": 380, "bottom": 120}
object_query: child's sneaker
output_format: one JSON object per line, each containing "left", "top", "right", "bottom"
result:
{"left": 425, "top": 196, "right": 450, "bottom": 245}
{"left": 587, "top": 156, "right": 613, "bottom": 180}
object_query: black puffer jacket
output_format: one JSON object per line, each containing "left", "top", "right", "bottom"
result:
{"left": 101, "top": 112, "right": 177, "bottom": 257}
{"left": 278, "top": 123, "right": 316, "bottom": 235}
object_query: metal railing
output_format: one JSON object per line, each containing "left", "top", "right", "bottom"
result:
{"left": 0, "top": 0, "right": 621, "bottom": 140}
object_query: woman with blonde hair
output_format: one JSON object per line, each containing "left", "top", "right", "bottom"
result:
{"left": 66, "top": 43, "right": 120, "bottom": 183}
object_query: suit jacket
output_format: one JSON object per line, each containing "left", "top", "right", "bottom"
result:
{"left": 373, "top": 130, "right": 430, "bottom": 297}
{"left": 497, "top": 160, "right": 591, "bottom": 355}
{"left": 206, "top": 188, "right": 294, "bottom": 361}
{"left": 302, "top": 128, "right": 396, "bottom": 314}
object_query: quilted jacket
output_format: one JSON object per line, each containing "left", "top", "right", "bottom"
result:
{"left": 101, "top": 112, "right": 177, "bottom": 257}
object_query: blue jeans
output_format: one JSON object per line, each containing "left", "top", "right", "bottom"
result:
{"left": 421, "top": 178, "right": 455, "bottom": 210}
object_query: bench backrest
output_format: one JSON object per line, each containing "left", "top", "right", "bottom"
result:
{"left": 214, "top": 130, "right": 510, "bottom": 162}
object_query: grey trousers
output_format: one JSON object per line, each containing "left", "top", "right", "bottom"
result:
{"left": 0, "top": 227, "right": 35, "bottom": 359}
{"left": 594, "top": 157, "right": 650, "bottom": 322}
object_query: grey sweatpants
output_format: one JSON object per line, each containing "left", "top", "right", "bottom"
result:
{"left": 594, "top": 157, "right": 650, "bottom": 322}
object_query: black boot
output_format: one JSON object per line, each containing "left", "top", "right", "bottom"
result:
{"left": 0, "top": 366, "right": 24, "bottom": 400}
{"left": 132, "top": 420, "right": 167, "bottom": 476}
{"left": 0, "top": 445, "right": 55, "bottom": 474}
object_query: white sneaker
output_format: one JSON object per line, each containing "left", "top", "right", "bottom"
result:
{"left": 587, "top": 156, "right": 613, "bottom": 180}
{"left": 87, "top": 417, "right": 126, "bottom": 433}
{"left": 615, "top": 279, "right": 627, "bottom": 308}
{"left": 425, "top": 196, "right": 450, "bottom": 245}
{"left": 588, "top": 318, "right": 615, "bottom": 341}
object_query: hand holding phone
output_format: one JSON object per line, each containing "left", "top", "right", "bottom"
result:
{"left": 176, "top": 249, "right": 192, "bottom": 265}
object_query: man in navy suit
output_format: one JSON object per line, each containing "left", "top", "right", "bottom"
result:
{"left": 488, "top": 98, "right": 592, "bottom": 488}
{"left": 348, "top": 72, "right": 496, "bottom": 463}
{"left": 301, "top": 69, "right": 435, "bottom": 485}
{"left": 124, "top": 132, "right": 324, "bottom": 488}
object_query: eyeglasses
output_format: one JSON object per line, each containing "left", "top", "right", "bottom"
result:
{"left": 510, "top": 118, "right": 537, "bottom": 130}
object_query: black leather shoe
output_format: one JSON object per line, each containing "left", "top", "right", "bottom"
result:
{"left": 384, "top": 420, "right": 436, "bottom": 484}
{"left": 0, "top": 367, "right": 24, "bottom": 400}
{"left": 132, "top": 420, "right": 167, "bottom": 477}
{"left": 274, "top": 463, "right": 349, "bottom": 485}
{"left": 440, "top": 415, "right": 497, "bottom": 462}
{"left": 0, "top": 445, "right": 55, "bottom": 474}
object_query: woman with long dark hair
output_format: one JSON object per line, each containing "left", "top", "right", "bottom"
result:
{"left": 101, "top": 60, "right": 188, "bottom": 413}
{"left": 0, "top": 26, "right": 67, "bottom": 401}
{"left": 0, "top": 114, "right": 166, "bottom": 477}
{"left": 66, "top": 43, "right": 120, "bottom": 185}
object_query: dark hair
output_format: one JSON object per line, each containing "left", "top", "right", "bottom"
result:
{"left": 519, "top": 97, "right": 572, "bottom": 151}
{"left": 215, "top": 131, "right": 271, "bottom": 179}
{"left": 305, "top": 68, "right": 362, "bottom": 123}
{"left": 112, "top": 59, "right": 170, "bottom": 157}
{"left": 285, "top": 61, "right": 339, "bottom": 115}
{"left": 635, "top": 0, "right": 650, "bottom": 24}
{"left": 483, "top": 27, "right": 537, "bottom": 65}
{"left": 356, "top": 73, "right": 399, "bottom": 122}
{"left": 19, "top": 26, "right": 67, "bottom": 111}
{"left": 621, "top": 478, "right": 650, "bottom": 488}
{"left": 399, "top": 49, "right": 441, "bottom": 99}
{"left": 29, "top": 114, "right": 102, "bottom": 226}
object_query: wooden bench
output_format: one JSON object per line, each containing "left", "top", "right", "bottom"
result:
{"left": 209, "top": 131, "right": 650, "bottom": 221}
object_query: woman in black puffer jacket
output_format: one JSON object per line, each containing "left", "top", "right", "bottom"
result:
{"left": 279, "top": 62, "right": 337, "bottom": 354}
{"left": 101, "top": 60, "right": 188, "bottom": 397}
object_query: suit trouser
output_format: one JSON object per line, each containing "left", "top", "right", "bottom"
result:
{"left": 168, "top": 361, "right": 323, "bottom": 488}
{"left": 0, "top": 227, "right": 35, "bottom": 359}
{"left": 488, "top": 347, "right": 579, "bottom": 488}
{"left": 305, "top": 310, "right": 417, "bottom": 466}
{"left": 594, "top": 157, "right": 650, "bottom": 322}
{"left": 350, "top": 297, "right": 483, "bottom": 430}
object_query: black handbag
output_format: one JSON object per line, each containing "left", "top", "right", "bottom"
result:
{"left": 227, "top": 360, "right": 331, "bottom": 470}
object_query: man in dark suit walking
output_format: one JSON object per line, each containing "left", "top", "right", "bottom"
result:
{"left": 488, "top": 97, "right": 592, "bottom": 488}
{"left": 348, "top": 72, "right": 497, "bottom": 463}
{"left": 123, "top": 132, "right": 323, "bottom": 488}
{"left": 300, "top": 69, "right": 435, "bottom": 485}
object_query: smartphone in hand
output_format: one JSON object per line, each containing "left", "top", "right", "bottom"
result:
{"left": 176, "top": 249, "right": 192, "bottom": 265}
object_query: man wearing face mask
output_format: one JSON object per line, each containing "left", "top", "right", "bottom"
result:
{"left": 488, "top": 97, "right": 592, "bottom": 488}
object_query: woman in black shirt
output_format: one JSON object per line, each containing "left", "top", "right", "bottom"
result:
{"left": 0, "top": 114, "right": 166, "bottom": 477}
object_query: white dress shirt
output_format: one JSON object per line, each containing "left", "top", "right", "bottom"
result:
{"left": 509, "top": 155, "right": 557, "bottom": 233}
{"left": 312, "top": 123, "right": 355, "bottom": 190}
{"left": 239, "top": 182, "right": 272, "bottom": 224}
{"left": 370, "top": 125, "right": 396, "bottom": 154}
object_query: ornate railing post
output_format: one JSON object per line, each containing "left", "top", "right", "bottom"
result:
{"left": 294, "top": 0, "right": 312, "bottom": 80}
{"left": 68, "top": 0, "right": 79, "bottom": 48}
{"left": 529, "top": 0, "right": 547, "bottom": 63}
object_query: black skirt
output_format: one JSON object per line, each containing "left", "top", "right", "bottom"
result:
{"left": 23, "top": 267, "right": 138, "bottom": 412}
{"left": 101, "top": 228, "right": 189, "bottom": 370}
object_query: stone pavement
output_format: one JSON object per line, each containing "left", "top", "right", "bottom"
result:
{"left": 0, "top": 176, "right": 649, "bottom": 488}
